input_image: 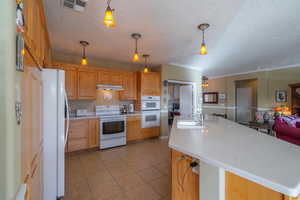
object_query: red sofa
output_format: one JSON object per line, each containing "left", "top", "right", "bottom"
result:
{"left": 273, "top": 118, "right": 300, "bottom": 146}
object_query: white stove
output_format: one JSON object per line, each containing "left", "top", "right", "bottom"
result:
{"left": 96, "top": 105, "right": 126, "bottom": 149}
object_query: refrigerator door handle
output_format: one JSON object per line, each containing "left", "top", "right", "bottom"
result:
{"left": 64, "top": 89, "right": 70, "bottom": 147}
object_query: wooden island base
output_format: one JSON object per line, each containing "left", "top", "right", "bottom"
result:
{"left": 171, "top": 150, "right": 300, "bottom": 200}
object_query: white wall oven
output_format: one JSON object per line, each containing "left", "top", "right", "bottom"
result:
{"left": 141, "top": 111, "right": 161, "bottom": 128}
{"left": 141, "top": 96, "right": 160, "bottom": 111}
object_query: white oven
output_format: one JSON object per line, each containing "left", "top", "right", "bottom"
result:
{"left": 141, "top": 96, "right": 160, "bottom": 111}
{"left": 100, "top": 116, "right": 126, "bottom": 149}
{"left": 141, "top": 111, "right": 161, "bottom": 128}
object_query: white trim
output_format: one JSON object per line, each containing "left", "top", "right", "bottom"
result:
{"left": 202, "top": 105, "right": 236, "bottom": 110}
{"left": 159, "top": 136, "right": 169, "bottom": 140}
{"left": 169, "top": 62, "right": 203, "bottom": 71}
{"left": 202, "top": 105, "right": 273, "bottom": 111}
{"left": 208, "top": 64, "right": 300, "bottom": 79}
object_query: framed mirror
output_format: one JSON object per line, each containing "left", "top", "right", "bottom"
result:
{"left": 203, "top": 92, "right": 218, "bottom": 104}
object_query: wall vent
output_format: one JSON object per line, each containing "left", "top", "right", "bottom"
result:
{"left": 62, "top": 0, "right": 87, "bottom": 13}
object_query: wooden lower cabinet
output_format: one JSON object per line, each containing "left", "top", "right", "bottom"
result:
{"left": 171, "top": 150, "right": 199, "bottom": 200}
{"left": 67, "top": 119, "right": 100, "bottom": 152}
{"left": 127, "top": 116, "right": 141, "bottom": 142}
{"left": 88, "top": 119, "right": 99, "bottom": 148}
{"left": 141, "top": 127, "right": 160, "bottom": 139}
{"left": 171, "top": 149, "right": 300, "bottom": 200}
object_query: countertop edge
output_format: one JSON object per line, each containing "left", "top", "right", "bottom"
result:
{"left": 168, "top": 142, "right": 300, "bottom": 198}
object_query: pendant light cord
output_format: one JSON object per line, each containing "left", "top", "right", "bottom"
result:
{"left": 202, "top": 30, "right": 205, "bottom": 44}
{"left": 107, "top": 0, "right": 111, "bottom": 6}
{"left": 82, "top": 45, "right": 86, "bottom": 58}
{"left": 135, "top": 38, "right": 138, "bottom": 53}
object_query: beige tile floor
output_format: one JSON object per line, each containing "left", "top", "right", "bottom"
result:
{"left": 65, "top": 139, "right": 171, "bottom": 200}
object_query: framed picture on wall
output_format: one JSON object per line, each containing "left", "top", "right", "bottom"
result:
{"left": 275, "top": 90, "right": 287, "bottom": 102}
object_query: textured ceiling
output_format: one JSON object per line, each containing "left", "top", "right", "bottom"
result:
{"left": 44, "top": 0, "right": 300, "bottom": 77}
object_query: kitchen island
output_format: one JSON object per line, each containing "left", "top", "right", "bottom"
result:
{"left": 169, "top": 116, "right": 300, "bottom": 200}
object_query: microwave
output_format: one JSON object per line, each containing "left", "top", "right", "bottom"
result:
{"left": 141, "top": 96, "right": 160, "bottom": 111}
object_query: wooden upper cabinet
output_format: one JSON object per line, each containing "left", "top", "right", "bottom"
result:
{"left": 120, "top": 72, "right": 137, "bottom": 100}
{"left": 140, "top": 72, "right": 161, "bottom": 96}
{"left": 78, "top": 69, "right": 97, "bottom": 100}
{"left": 98, "top": 69, "right": 122, "bottom": 85}
{"left": 64, "top": 67, "right": 78, "bottom": 100}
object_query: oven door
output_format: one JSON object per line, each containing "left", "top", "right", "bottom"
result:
{"left": 100, "top": 118, "right": 126, "bottom": 140}
{"left": 141, "top": 101, "right": 160, "bottom": 111}
{"left": 141, "top": 111, "right": 161, "bottom": 128}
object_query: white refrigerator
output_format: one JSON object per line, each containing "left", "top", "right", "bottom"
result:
{"left": 42, "top": 69, "right": 69, "bottom": 200}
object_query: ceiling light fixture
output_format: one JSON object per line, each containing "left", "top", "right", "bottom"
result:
{"left": 142, "top": 54, "right": 150, "bottom": 73}
{"left": 80, "top": 41, "right": 89, "bottom": 66}
{"left": 103, "top": 0, "right": 116, "bottom": 28}
{"left": 198, "top": 23, "right": 210, "bottom": 55}
{"left": 202, "top": 76, "right": 209, "bottom": 87}
{"left": 131, "top": 33, "right": 142, "bottom": 62}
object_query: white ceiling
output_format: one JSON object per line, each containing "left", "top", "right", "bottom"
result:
{"left": 44, "top": 0, "right": 300, "bottom": 77}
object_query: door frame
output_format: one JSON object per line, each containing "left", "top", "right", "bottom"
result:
{"left": 167, "top": 80, "right": 197, "bottom": 114}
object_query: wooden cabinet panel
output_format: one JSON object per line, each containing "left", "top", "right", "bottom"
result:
{"left": 31, "top": 152, "right": 43, "bottom": 200}
{"left": 140, "top": 72, "right": 161, "bottom": 96}
{"left": 126, "top": 116, "right": 141, "bottom": 142}
{"left": 21, "top": 69, "right": 33, "bottom": 182}
{"left": 171, "top": 150, "right": 199, "bottom": 200}
{"left": 64, "top": 67, "right": 78, "bottom": 100}
{"left": 98, "top": 69, "right": 122, "bottom": 85}
{"left": 23, "top": 0, "right": 51, "bottom": 67}
{"left": 225, "top": 172, "right": 283, "bottom": 200}
{"left": 88, "top": 119, "right": 99, "bottom": 148}
{"left": 120, "top": 72, "right": 137, "bottom": 100}
{"left": 78, "top": 69, "right": 97, "bottom": 100}
{"left": 67, "top": 138, "right": 89, "bottom": 152}
{"left": 141, "top": 127, "right": 160, "bottom": 139}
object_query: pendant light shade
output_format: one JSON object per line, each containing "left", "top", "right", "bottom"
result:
{"left": 202, "top": 76, "right": 209, "bottom": 87}
{"left": 198, "top": 23, "right": 209, "bottom": 55}
{"left": 80, "top": 41, "right": 89, "bottom": 66}
{"left": 142, "top": 54, "right": 150, "bottom": 73}
{"left": 103, "top": 0, "right": 116, "bottom": 27}
{"left": 131, "top": 33, "right": 142, "bottom": 62}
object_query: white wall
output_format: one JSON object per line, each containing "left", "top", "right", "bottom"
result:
{"left": 0, "top": 0, "right": 22, "bottom": 199}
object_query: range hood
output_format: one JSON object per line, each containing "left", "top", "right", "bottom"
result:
{"left": 96, "top": 84, "right": 124, "bottom": 91}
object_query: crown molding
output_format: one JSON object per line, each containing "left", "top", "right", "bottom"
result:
{"left": 208, "top": 63, "right": 300, "bottom": 79}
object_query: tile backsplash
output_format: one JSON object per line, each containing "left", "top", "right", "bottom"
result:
{"left": 69, "top": 90, "right": 135, "bottom": 114}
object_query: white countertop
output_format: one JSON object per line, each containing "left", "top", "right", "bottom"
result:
{"left": 69, "top": 112, "right": 141, "bottom": 120}
{"left": 168, "top": 116, "right": 300, "bottom": 197}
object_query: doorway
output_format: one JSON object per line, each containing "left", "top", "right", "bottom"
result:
{"left": 235, "top": 79, "right": 258, "bottom": 123}
{"left": 167, "top": 80, "right": 196, "bottom": 133}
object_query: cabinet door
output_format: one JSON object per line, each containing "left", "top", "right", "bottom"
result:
{"left": 21, "top": 69, "right": 33, "bottom": 183}
{"left": 141, "top": 127, "right": 160, "bottom": 139}
{"left": 120, "top": 72, "right": 137, "bottom": 100}
{"left": 98, "top": 69, "right": 111, "bottom": 85}
{"left": 31, "top": 154, "right": 42, "bottom": 200}
{"left": 78, "top": 69, "right": 97, "bottom": 100}
{"left": 67, "top": 120, "right": 89, "bottom": 152}
{"left": 127, "top": 116, "right": 141, "bottom": 142}
{"left": 171, "top": 150, "right": 199, "bottom": 200}
{"left": 64, "top": 67, "right": 78, "bottom": 100}
{"left": 141, "top": 72, "right": 161, "bottom": 96}
{"left": 88, "top": 119, "right": 99, "bottom": 148}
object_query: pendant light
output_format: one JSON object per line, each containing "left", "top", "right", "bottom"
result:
{"left": 103, "top": 0, "right": 116, "bottom": 28}
{"left": 202, "top": 76, "right": 209, "bottom": 87}
{"left": 142, "top": 54, "right": 150, "bottom": 73}
{"left": 131, "top": 33, "right": 142, "bottom": 62}
{"left": 198, "top": 23, "right": 210, "bottom": 55}
{"left": 80, "top": 41, "right": 89, "bottom": 66}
